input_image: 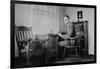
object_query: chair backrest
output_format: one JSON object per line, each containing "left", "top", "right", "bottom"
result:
{"left": 66, "top": 37, "right": 80, "bottom": 47}
{"left": 15, "top": 26, "right": 33, "bottom": 49}
{"left": 16, "top": 26, "right": 33, "bottom": 42}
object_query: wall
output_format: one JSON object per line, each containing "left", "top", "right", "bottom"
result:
{"left": 15, "top": 4, "right": 32, "bottom": 26}
{"left": 57, "top": 7, "right": 66, "bottom": 33}
{"left": 65, "top": 7, "right": 94, "bottom": 55}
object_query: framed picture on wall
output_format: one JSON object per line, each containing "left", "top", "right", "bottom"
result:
{"left": 77, "top": 11, "right": 83, "bottom": 19}
{"left": 11, "top": 0, "right": 96, "bottom": 68}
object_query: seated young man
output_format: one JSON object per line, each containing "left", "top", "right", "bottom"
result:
{"left": 58, "top": 15, "right": 76, "bottom": 45}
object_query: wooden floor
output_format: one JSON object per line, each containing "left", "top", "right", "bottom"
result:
{"left": 13, "top": 54, "right": 95, "bottom": 68}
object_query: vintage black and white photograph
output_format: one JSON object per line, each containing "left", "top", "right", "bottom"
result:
{"left": 11, "top": 1, "right": 96, "bottom": 68}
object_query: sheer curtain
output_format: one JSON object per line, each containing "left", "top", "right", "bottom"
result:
{"left": 30, "top": 5, "right": 58, "bottom": 35}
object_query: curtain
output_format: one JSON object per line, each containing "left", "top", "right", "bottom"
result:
{"left": 31, "top": 5, "right": 58, "bottom": 35}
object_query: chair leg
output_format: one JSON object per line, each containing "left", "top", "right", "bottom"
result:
{"left": 75, "top": 48, "right": 78, "bottom": 57}
{"left": 46, "top": 55, "right": 48, "bottom": 64}
{"left": 56, "top": 48, "right": 58, "bottom": 60}
{"left": 56, "top": 54, "right": 58, "bottom": 61}
{"left": 27, "top": 53, "right": 29, "bottom": 65}
{"left": 26, "top": 43, "right": 29, "bottom": 65}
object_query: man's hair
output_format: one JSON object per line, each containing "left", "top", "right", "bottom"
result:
{"left": 64, "top": 15, "right": 70, "bottom": 19}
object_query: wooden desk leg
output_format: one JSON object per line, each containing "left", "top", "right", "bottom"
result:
{"left": 46, "top": 55, "right": 48, "bottom": 64}
{"left": 63, "top": 47, "right": 66, "bottom": 60}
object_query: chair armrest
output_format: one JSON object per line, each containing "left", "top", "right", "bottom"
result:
{"left": 65, "top": 35, "right": 80, "bottom": 40}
